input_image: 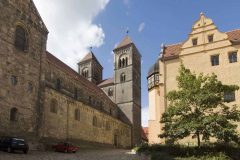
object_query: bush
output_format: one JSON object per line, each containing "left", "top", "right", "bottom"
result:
{"left": 136, "top": 143, "right": 240, "bottom": 160}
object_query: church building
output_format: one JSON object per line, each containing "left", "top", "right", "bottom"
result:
{"left": 0, "top": 0, "right": 141, "bottom": 149}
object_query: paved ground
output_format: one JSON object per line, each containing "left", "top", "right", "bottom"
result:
{"left": 0, "top": 149, "right": 149, "bottom": 160}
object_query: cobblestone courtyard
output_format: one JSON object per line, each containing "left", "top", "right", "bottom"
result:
{"left": 0, "top": 149, "right": 148, "bottom": 160}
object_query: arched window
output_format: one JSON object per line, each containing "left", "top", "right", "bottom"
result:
{"left": 110, "top": 108, "right": 112, "bottom": 115}
{"left": 126, "top": 57, "right": 128, "bottom": 66}
{"left": 74, "top": 109, "right": 80, "bottom": 121}
{"left": 82, "top": 68, "right": 89, "bottom": 78}
{"left": 119, "top": 59, "right": 122, "bottom": 68}
{"left": 15, "top": 26, "right": 28, "bottom": 51}
{"left": 56, "top": 78, "right": 61, "bottom": 90}
{"left": 108, "top": 88, "right": 113, "bottom": 96}
{"left": 120, "top": 73, "right": 126, "bottom": 83}
{"left": 10, "top": 108, "right": 18, "bottom": 121}
{"left": 122, "top": 58, "right": 125, "bottom": 67}
{"left": 92, "top": 116, "right": 97, "bottom": 126}
{"left": 50, "top": 99, "right": 58, "bottom": 114}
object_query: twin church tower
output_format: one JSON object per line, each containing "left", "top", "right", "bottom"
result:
{"left": 78, "top": 36, "right": 142, "bottom": 145}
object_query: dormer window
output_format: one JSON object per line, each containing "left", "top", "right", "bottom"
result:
{"left": 192, "top": 38, "right": 198, "bottom": 46}
{"left": 208, "top": 34, "right": 214, "bottom": 43}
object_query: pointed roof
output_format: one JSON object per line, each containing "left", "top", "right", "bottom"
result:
{"left": 79, "top": 51, "right": 96, "bottom": 62}
{"left": 78, "top": 51, "right": 102, "bottom": 68}
{"left": 114, "top": 36, "right": 133, "bottom": 50}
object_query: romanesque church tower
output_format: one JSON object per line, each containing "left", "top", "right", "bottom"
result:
{"left": 113, "top": 36, "right": 142, "bottom": 145}
{"left": 78, "top": 51, "right": 103, "bottom": 85}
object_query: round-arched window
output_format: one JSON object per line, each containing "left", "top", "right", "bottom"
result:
{"left": 15, "top": 26, "right": 28, "bottom": 51}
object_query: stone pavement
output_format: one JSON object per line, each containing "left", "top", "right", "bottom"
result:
{"left": 0, "top": 149, "right": 150, "bottom": 160}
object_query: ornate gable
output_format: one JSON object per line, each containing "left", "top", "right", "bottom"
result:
{"left": 180, "top": 13, "right": 231, "bottom": 56}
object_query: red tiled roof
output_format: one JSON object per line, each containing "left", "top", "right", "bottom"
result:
{"left": 98, "top": 78, "right": 114, "bottom": 87}
{"left": 226, "top": 29, "right": 240, "bottom": 42}
{"left": 46, "top": 51, "right": 113, "bottom": 105}
{"left": 162, "top": 29, "right": 240, "bottom": 60}
{"left": 141, "top": 127, "right": 148, "bottom": 141}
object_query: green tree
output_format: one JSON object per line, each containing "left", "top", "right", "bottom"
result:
{"left": 159, "top": 64, "right": 240, "bottom": 147}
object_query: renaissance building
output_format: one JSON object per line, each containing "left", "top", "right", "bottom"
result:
{"left": 148, "top": 13, "right": 240, "bottom": 144}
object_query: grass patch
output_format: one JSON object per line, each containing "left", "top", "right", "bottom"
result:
{"left": 135, "top": 143, "right": 239, "bottom": 160}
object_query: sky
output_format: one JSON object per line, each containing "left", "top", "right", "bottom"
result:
{"left": 33, "top": 0, "right": 240, "bottom": 127}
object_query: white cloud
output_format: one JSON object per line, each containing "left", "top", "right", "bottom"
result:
{"left": 138, "top": 22, "right": 145, "bottom": 32}
{"left": 33, "top": 0, "right": 110, "bottom": 70}
{"left": 142, "top": 106, "right": 149, "bottom": 127}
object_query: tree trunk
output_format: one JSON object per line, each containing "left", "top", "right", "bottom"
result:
{"left": 196, "top": 132, "right": 200, "bottom": 148}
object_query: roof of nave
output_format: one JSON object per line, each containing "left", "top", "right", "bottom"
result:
{"left": 98, "top": 78, "right": 114, "bottom": 88}
{"left": 45, "top": 51, "right": 114, "bottom": 105}
{"left": 162, "top": 29, "right": 240, "bottom": 60}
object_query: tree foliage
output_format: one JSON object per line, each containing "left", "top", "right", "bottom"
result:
{"left": 160, "top": 64, "right": 240, "bottom": 147}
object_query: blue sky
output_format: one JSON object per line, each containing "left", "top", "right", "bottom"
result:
{"left": 91, "top": 0, "right": 240, "bottom": 126}
{"left": 34, "top": 0, "right": 240, "bottom": 127}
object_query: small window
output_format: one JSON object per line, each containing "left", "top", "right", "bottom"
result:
{"left": 10, "top": 108, "right": 18, "bottom": 121}
{"left": 192, "top": 38, "right": 198, "bottom": 46}
{"left": 50, "top": 99, "right": 58, "bottom": 114}
{"left": 109, "top": 108, "right": 112, "bottom": 115}
{"left": 74, "top": 88, "right": 78, "bottom": 99}
{"left": 56, "top": 79, "right": 61, "bottom": 90}
{"left": 120, "top": 73, "right": 126, "bottom": 82}
{"left": 92, "top": 116, "right": 97, "bottom": 126}
{"left": 11, "top": 75, "right": 18, "bottom": 86}
{"left": 208, "top": 34, "right": 214, "bottom": 43}
{"left": 108, "top": 88, "right": 113, "bottom": 96}
{"left": 82, "top": 68, "right": 89, "bottom": 78}
{"left": 224, "top": 91, "right": 235, "bottom": 102}
{"left": 211, "top": 55, "right": 219, "bottom": 66}
{"left": 229, "top": 52, "right": 237, "bottom": 63}
{"left": 74, "top": 109, "right": 80, "bottom": 121}
{"left": 15, "top": 26, "right": 28, "bottom": 51}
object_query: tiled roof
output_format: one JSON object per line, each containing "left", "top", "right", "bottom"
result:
{"left": 162, "top": 29, "right": 240, "bottom": 60}
{"left": 46, "top": 51, "right": 113, "bottom": 105}
{"left": 114, "top": 36, "right": 133, "bottom": 50}
{"left": 141, "top": 127, "right": 148, "bottom": 141}
{"left": 98, "top": 78, "right": 114, "bottom": 87}
{"left": 226, "top": 29, "right": 240, "bottom": 42}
